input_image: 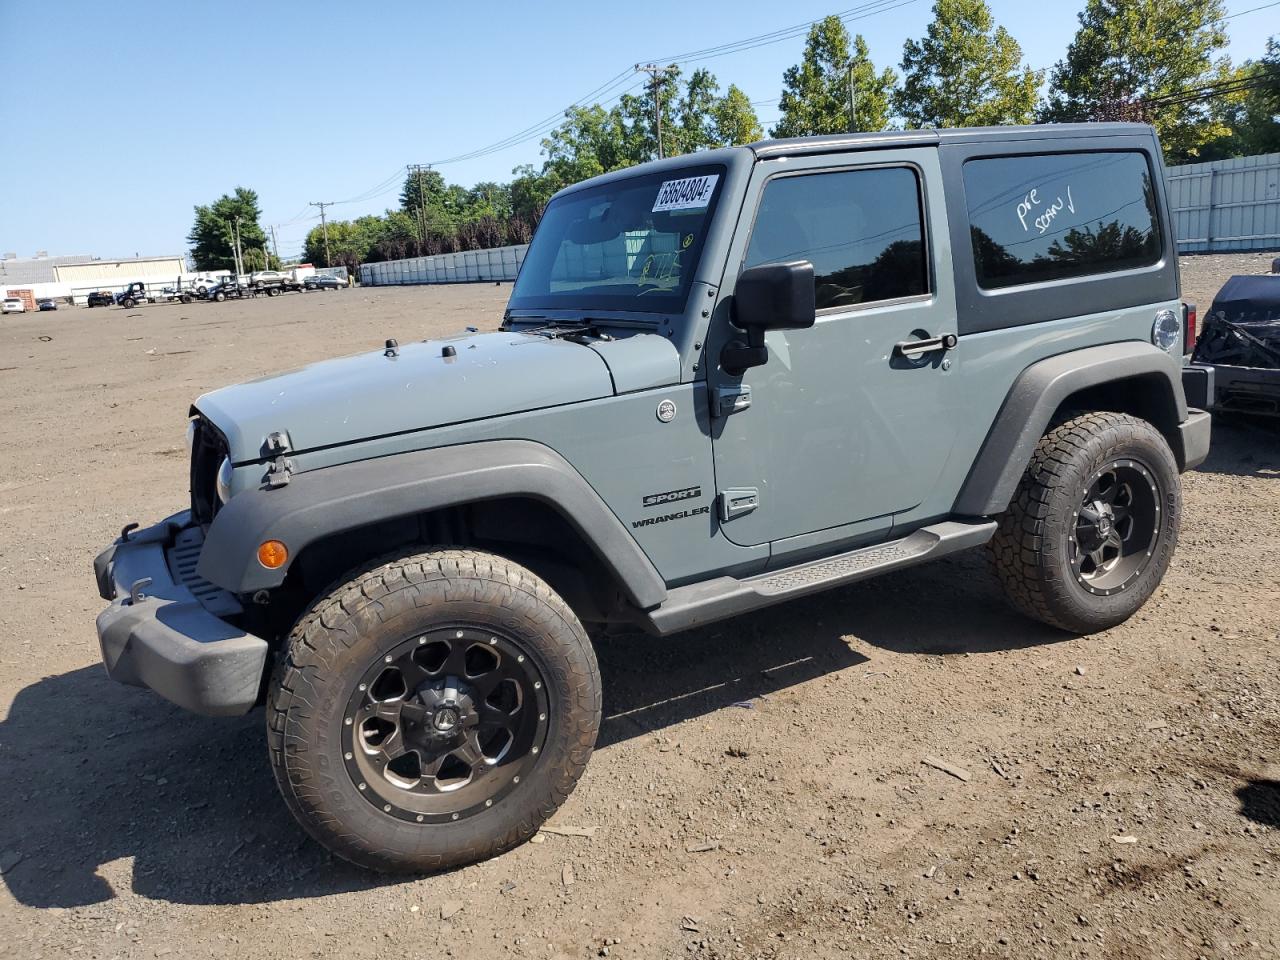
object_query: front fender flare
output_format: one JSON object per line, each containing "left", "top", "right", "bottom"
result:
{"left": 953, "top": 341, "right": 1188, "bottom": 518}
{"left": 196, "top": 439, "right": 668, "bottom": 610}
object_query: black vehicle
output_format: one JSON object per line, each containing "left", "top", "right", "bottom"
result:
{"left": 86, "top": 290, "right": 115, "bottom": 307}
{"left": 37, "top": 298, "right": 57, "bottom": 311}
{"left": 1182, "top": 275, "right": 1280, "bottom": 417}
{"left": 304, "top": 274, "right": 343, "bottom": 290}
{"left": 206, "top": 277, "right": 251, "bottom": 302}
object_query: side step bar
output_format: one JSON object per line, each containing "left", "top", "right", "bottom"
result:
{"left": 644, "top": 520, "right": 997, "bottom": 636}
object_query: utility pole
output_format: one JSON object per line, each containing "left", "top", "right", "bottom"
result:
{"left": 407, "top": 164, "right": 430, "bottom": 249}
{"left": 848, "top": 63, "right": 858, "bottom": 133}
{"left": 227, "top": 217, "right": 244, "bottom": 277}
{"left": 270, "top": 225, "right": 280, "bottom": 266}
{"left": 310, "top": 201, "right": 333, "bottom": 267}
{"left": 635, "top": 63, "right": 679, "bottom": 159}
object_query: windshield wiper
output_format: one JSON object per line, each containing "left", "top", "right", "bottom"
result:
{"left": 517, "top": 320, "right": 614, "bottom": 343}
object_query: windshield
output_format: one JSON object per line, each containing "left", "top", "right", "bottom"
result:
{"left": 508, "top": 164, "right": 725, "bottom": 315}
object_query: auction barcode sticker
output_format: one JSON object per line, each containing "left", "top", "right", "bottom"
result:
{"left": 652, "top": 174, "right": 719, "bottom": 212}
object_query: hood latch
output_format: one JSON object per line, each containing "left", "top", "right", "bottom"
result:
{"left": 263, "top": 431, "right": 295, "bottom": 489}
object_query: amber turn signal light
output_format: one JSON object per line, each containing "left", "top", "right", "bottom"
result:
{"left": 257, "top": 540, "right": 289, "bottom": 569}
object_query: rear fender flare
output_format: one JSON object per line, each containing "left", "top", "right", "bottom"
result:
{"left": 196, "top": 439, "right": 668, "bottom": 610}
{"left": 954, "top": 341, "right": 1187, "bottom": 517}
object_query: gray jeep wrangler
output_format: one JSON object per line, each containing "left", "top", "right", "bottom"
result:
{"left": 94, "top": 123, "right": 1211, "bottom": 873}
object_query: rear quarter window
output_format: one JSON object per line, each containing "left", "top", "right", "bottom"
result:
{"left": 963, "top": 152, "right": 1161, "bottom": 290}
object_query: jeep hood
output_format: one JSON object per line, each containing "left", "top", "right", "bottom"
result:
{"left": 194, "top": 329, "right": 679, "bottom": 463}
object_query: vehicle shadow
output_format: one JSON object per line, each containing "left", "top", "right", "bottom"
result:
{"left": 597, "top": 547, "right": 1067, "bottom": 745}
{"left": 1236, "top": 778, "right": 1280, "bottom": 828}
{"left": 2, "top": 552, "right": 1062, "bottom": 909}
{"left": 1192, "top": 415, "right": 1280, "bottom": 478}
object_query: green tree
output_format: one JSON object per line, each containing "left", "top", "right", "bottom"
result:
{"left": 399, "top": 168, "right": 447, "bottom": 216}
{"left": 711, "top": 84, "right": 765, "bottom": 145}
{"left": 1208, "top": 39, "right": 1280, "bottom": 157}
{"left": 1041, "top": 0, "right": 1235, "bottom": 160}
{"left": 187, "top": 187, "right": 269, "bottom": 271}
{"left": 774, "top": 18, "right": 896, "bottom": 137}
{"left": 1197, "top": 53, "right": 1280, "bottom": 159}
{"left": 896, "top": 0, "right": 1041, "bottom": 128}
{"left": 304, "top": 219, "right": 373, "bottom": 272}
{"left": 673, "top": 70, "right": 764, "bottom": 149}
{"left": 541, "top": 103, "right": 635, "bottom": 186}
{"left": 510, "top": 163, "right": 558, "bottom": 224}
{"left": 466, "top": 182, "right": 513, "bottom": 221}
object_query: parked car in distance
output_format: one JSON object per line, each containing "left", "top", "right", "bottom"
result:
{"left": 87, "top": 290, "right": 116, "bottom": 307}
{"left": 93, "top": 122, "right": 1211, "bottom": 876}
{"left": 304, "top": 274, "right": 343, "bottom": 290}
{"left": 190, "top": 276, "right": 224, "bottom": 296}
{"left": 1, "top": 297, "right": 25, "bottom": 314}
{"left": 37, "top": 298, "right": 57, "bottom": 311}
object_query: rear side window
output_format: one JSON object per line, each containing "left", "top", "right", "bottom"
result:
{"left": 963, "top": 152, "right": 1161, "bottom": 290}
{"left": 744, "top": 166, "right": 928, "bottom": 311}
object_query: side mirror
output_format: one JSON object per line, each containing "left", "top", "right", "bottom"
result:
{"left": 722, "top": 261, "right": 815, "bottom": 374}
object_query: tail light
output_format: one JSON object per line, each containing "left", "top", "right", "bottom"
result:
{"left": 1182, "top": 302, "right": 1197, "bottom": 355}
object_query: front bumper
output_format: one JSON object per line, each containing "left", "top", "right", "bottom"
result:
{"left": 94, "top": 512, "right": 268, "bottom": 717}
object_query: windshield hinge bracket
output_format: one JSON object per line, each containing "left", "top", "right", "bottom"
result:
{"left": 711, "top": 385, "right": 752, "bottom": 417}
{"left": 262, "top": 432, "right": 295, "bottom": 489}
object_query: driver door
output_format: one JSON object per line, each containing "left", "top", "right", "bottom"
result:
{"left": 707, "top": 148, "right": 963, "bottom": 551}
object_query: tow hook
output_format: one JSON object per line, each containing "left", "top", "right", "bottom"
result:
{"left": 128, "top": 577, "right": 153, "bottom": 605}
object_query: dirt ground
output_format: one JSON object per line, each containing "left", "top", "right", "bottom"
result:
{"left": 0, "top": 256, "right": 1277, "bottom": 960}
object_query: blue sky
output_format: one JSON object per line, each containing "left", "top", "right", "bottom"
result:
{"left": 1, "top": 0, "right": 1274, "bottom": 260}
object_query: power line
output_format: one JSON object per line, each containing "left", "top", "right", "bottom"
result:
{"left": 424, "top": 74, "right": 643, "bottom": 166}
{"left": 654, "top": 0, "right": 922, "bottom": 65}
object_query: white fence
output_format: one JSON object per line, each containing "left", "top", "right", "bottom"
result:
{"left": 360, "top": 245, "right": 528, "bottom": 286}
{"left": 1166, "top": 152, "right": 1280, "bottom": 253}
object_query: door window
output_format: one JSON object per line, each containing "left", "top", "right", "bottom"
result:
{"left": 743, "top": 167, "right": 928, "bottom": 310}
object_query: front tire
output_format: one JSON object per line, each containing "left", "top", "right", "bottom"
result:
{"left": 267, "top": 548, "right": 601, "bottom": 873}
{"left": 989, "top": 411, "right": 1180, "bottom": 634}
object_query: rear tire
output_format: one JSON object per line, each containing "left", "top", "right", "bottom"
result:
{"left": 267, "top": 548, "right": 601, "bottom": 873}
{"left": 989, "top": 411, "right": 1180, "bottom": 634}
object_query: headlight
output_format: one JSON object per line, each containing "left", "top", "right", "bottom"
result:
{"left": 185, "top": 418, "right": 197, "bottom": 452}
{"left": 1152, "top": 309, "right": 1181, "bottom": 354}
{"left": 216, "top": 456, "right": 233, "bottom": 503}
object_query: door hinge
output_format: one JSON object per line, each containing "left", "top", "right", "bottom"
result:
{"left": 718, "top": 487, "right": 759, "bottom": 522}
{"left": 712, "top": 384, "right": 752, "bottom": 417}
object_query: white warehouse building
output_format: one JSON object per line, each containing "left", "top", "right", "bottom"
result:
{"left": 0, "top": 252, "right": 188, "bottom": 305}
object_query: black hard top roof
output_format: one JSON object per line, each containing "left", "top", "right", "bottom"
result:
{"left": 552, "top": 123, "right": 1157, "bottom": 200}
{"left": 748, "top": 123, "right": 1156, "bottom": 159}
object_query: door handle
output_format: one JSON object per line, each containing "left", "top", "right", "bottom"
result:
{"left": 895, "top": 332, "right": 957, "bottom": 358}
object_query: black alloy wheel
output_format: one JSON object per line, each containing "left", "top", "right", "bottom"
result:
{"left": 342, "top": 625, "right": 549, "bottom": 824}
{"left": 1069, "top": 458, "right": 1162, "bottom": 597}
